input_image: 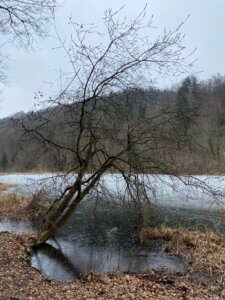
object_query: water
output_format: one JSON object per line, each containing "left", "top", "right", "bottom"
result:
{"left": 31, "top": 198, "right": 189, "bottom": 281}
{"left": 0, "top": 219, "right": 33, "bottom": 234}
{"left": 0, "top": 216, "right": 188, "bottom": 282}
{"left": 1, "top": 173, "right": 225, "bottom": 210}
{"left": 0, "top": 173, "right": 225, "bottom": 281}
{"left": 31, "top": 239, "right": 187, "bottom": 281}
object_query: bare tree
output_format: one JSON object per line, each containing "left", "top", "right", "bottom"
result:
{"left": 0, "top": 0, "right": 60, "bottom": 83}
{"left": 21, "top": 7, "right": 196, "bottom": 244}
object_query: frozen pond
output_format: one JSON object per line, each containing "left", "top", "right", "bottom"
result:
{"left": 0, "top": 173, "right": 225, "bottom": 210}
{"left": 0, "top": 219, "right": 33, "bottom": 234}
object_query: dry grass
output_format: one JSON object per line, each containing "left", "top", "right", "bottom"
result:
{"left": 140, "top": 227, "right": 225, "bottom": 284}
{"left": 0, "top": 190, "right": 49, "bottom": 221}
{"left": 0, "top": 193, "right": 29, "bottom": 219}
{"left": 0, "top": 182, "right": 15, "bottom": 192}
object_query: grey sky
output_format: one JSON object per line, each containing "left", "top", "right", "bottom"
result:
{"left": 1, "top": 0, "right": 225, "bottom": 118}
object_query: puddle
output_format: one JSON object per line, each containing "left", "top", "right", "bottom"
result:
{"left": 1, "top": 173, "right": 225, "bottom": 281}
{"left": 0, "top": 218, "right": 188, "bottom": 282}
{"left": 31, "top": 239, "right": 187, "bottom": 282}
{"left": 0, "top": 219, "right": 33, "bottom": 234}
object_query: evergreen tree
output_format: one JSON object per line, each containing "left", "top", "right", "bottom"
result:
{"left": 191, "top": 76, "right": 201, "bottom": 115}
{"left": 1, "top": 153, "right": 8, "bottom": 171}
{"left": 191, "top": 76, "right": 201, "bottom": 101}
{"left": 176, "top": 77, "right": 192, "bottom": 135}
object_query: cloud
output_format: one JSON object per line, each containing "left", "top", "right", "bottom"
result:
{"left": 1, "top": 0, "right": 225, "bottom": 117}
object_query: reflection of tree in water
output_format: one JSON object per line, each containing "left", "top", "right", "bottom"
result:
{"left": 33, "top": 240, "right": 121, "bottom": 280}
{"left": 33, "top": 242, "right": 82, "bottom": 280}
{"left": 59, "top": 196, "right": 143, "bottom": 247}
{"left": 32, "top": 235, "right": 188, "bottom": 281}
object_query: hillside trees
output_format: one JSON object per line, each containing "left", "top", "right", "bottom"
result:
{"left": 201, "top": 75, "right": 225, "bottom": 162}
{"left": 1, "top": 74, "right": 225, "bottom": 173}
{"left": 20, "top": 8, "right": 197, "bottom": 243}
{"left": 0, "top": 0, "right": 61, "bottom": 171}
{"left": 175, "top": 76, "right": 201, "bottom": 136}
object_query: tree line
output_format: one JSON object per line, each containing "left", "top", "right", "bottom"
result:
{"left": 0, "top": 74, "right": 224, "bottom": 175}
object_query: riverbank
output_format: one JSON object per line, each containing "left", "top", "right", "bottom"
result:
{"left": 0, "top": 182, "right": 15, "bottom": 192}
{"left": 0, "top": 231, "right": 224, "bottom": 299}
{"left": 140, "top": 227, "right": 225, "bottom": 284}
{"left": 0, "top": 190, "right": 225, "bottom": 299}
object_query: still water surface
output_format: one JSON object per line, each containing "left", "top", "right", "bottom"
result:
{"left": 0, "top": 173, "right": 224, "bottom": 281}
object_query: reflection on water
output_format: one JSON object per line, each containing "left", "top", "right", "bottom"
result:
{"left": 31, "top": 239, "right": 187, "bottom": 282}
{"left": 31, "top": 199, "right": 188, "bottom": 281}
{"left": 0, "top": 173, "right": 225, "bottom": 281}
{"left": 0, "top": 219, "right": 33, "bottom": 233}
{"left": 0, "top": 199, "right": 189, "bottom": 282}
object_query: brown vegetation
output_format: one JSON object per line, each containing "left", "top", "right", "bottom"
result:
{"left": 2, "top": 74, "right": 225, "bottom": 175}
{"left": 0, "top": 191, "right": 49, "bottom": 221}
{"left": 140, "top": 227, "right": 225, "bottom": 285}
{"left": 0, "top": 182, "right": 15, "bottom": 192}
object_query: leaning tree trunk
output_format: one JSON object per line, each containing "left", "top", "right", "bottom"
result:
{"left": 36, "top": 193, "right": 83, "bottom": 245}
{"left": 36, "top": 185, "right": 80, "bottom": 245}
{"left": 36, "top": 163, "right": 113, "bottom": 245}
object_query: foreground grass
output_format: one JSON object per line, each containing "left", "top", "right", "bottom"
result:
{"left": 0, "top": 190, "right": 49, "bottom": 221}
{"left": 140, "top": 227, "right": 225, "bottom": 285}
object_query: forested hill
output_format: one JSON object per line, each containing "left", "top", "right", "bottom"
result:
{"left": 1, "top": 74, "right": 225, "bottom": 174}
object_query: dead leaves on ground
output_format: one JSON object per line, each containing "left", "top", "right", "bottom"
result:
{"left": 0, "top": 232, "right": 224, "bottom": 299}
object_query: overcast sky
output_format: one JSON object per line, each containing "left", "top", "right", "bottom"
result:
{"left": 0, "top": 0, "right": 225, "bottom": 118}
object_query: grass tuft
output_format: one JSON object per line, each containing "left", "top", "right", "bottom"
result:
{"left": 140, "top": 226, "right": 225, "bottom": 283}
{"left": 0, "top": 189, "right": 49, "bottom": 221}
